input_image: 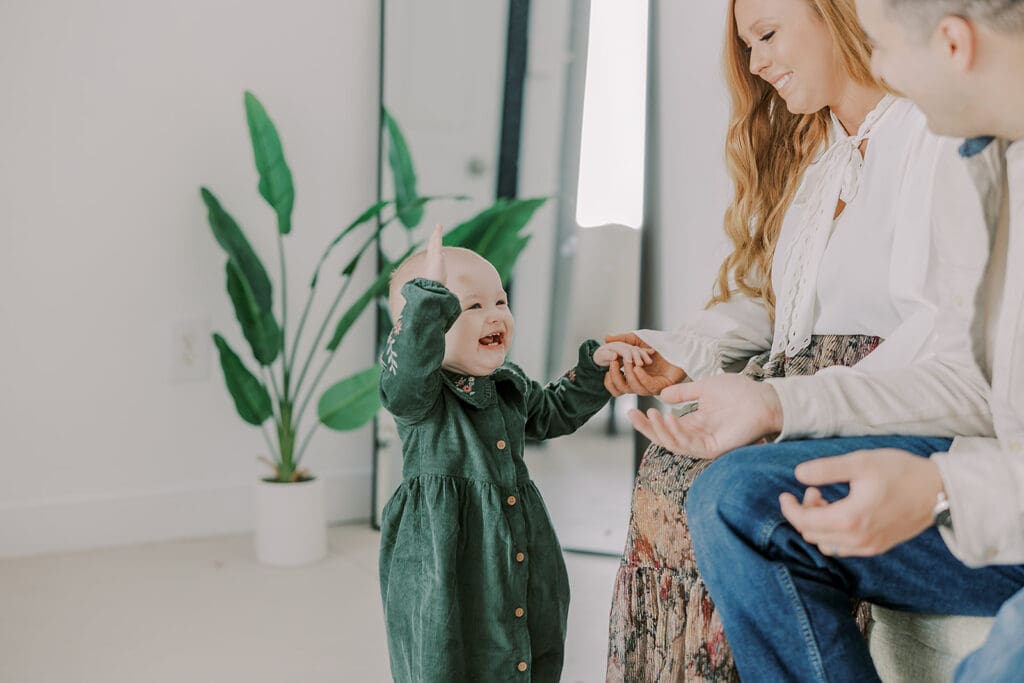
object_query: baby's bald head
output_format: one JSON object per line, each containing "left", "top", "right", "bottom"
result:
{"left": 388, "top": 246, "right": 498, "bottom": 320}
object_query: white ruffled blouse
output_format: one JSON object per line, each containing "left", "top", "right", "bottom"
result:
{"left": 637, "top": 97, "right": 964, "bottom": 380}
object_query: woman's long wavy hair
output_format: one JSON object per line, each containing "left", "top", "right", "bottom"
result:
{"left": 710, "top": 0, "right": 884, "bottom": 318}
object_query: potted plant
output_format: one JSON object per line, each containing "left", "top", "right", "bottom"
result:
{"left": 203, "top": 92, "right": 544, "bottom": 566}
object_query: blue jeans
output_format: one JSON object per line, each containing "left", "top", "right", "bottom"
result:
{"left": 686, "top": 436, "right": 1024, "bottom": 683}
{"left": 956, "top": 586, "right": 1024, "bottom": 682}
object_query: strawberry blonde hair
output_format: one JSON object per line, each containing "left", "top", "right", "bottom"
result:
{"left": 710, "top": 0, "right": 885, "bottom": 317}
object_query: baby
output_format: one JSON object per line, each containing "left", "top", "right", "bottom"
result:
{"left": 378, "top": 225, "right": 649, "bottom": 682}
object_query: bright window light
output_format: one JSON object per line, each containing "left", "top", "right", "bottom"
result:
{"left": 575, "top": 0, "right": 649, "bottom": 229}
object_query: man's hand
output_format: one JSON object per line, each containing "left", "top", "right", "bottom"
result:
{"left": 424, "top": 224, "right": 447, "bottom": 285}
{"left": 625, "top": 374, "right": 782, "bottom": 458}
{"left": 603, "top": 332, "right": 686, "bottom": 396}
{"left": 593, "top": 341, "right": 653, "bottom": 368}
{"left": 779, "top": 449, "right": 945, "bottom": 557}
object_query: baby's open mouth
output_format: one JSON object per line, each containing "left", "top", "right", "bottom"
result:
{"left": 479, "top": 332, "right": 505, "bottom": 349}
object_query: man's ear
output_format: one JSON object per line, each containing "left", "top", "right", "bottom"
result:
{"left": 935, "top": 15, "right": 978, "bottom": 72}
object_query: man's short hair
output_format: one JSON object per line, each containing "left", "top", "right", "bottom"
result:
{"left": 886, "top": 0, "right": 1024, "bottom": 34}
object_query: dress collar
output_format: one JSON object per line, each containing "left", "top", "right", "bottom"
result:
{"left": 441, "top": 364, "right": 528, "bottom": 409}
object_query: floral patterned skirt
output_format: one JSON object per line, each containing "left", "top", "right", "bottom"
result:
{"left": 606, "top": 334, "right": 882, "bottom": 683}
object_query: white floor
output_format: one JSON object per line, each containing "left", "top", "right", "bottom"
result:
{"left": 0, "top": 523, "right": 622, "bottom": 683}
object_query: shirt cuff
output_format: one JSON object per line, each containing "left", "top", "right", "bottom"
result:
{"left": 764, "top": 375, "right": 837, "bottom": 441}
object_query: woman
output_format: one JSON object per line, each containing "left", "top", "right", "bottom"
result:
{"left": 604, "top": 0, "right": 990, "bottom": 680}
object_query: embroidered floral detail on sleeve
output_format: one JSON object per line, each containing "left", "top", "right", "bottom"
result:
{"left": 564, "top": 369, "right": 577, "bottom": 383}
{"left": 381, "top": 319, "right": 401, "bottom": 375}
{"left": 454, "top": 376, "right": 476, "bottom": 396}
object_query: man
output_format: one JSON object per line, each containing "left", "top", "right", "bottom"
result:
{"left": 631, "top": 1, "right": 1024, "bottom": 680}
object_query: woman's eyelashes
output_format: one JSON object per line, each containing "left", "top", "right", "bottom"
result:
{"left": 741, "top": 29, "right": 775, "bottom": 53}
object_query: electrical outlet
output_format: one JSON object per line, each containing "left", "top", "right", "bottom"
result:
{"left": 170, "top": 317, "right": 211, "bottom": 382}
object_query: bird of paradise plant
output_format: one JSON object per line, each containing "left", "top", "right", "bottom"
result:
{"left": 204, "top": 92, "right": 543, "bottom": 483}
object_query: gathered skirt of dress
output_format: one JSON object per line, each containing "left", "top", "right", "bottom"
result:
{"left": 606, "top": 334, "right": 882, "bottom": 682}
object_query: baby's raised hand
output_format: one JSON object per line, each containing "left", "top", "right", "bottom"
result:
{"left": 424, "top": 223, "right": 447, "bottom": 285}
{"left": 593, "top": 341, "right": 653, "bottom": 368}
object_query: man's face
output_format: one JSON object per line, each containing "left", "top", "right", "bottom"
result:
{"left": 856, "top": 0, "right": 974, "bottom": 136}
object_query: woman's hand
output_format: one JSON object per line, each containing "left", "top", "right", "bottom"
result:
{"left": 602, "top": 332, "right": 686, "bottom": 396}
{"left": 424, "top": 224, "right": 447, "bottom": 285}
{"left": 626, "top": 374, "right": 781, "bottom": 458}
{"left": 593, "top": 341, "right": 653, "bottom": 368}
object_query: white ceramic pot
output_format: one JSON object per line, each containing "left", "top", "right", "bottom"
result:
{"left": 254, "top": 477, "right": 327, "bottom": 566}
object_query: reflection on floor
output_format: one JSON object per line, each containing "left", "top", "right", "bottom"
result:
{"left": 526, "top": 404, "right": 637, "bottom": 556}
{"left": 1, "top": 523, "right": 622, "bottom": 683}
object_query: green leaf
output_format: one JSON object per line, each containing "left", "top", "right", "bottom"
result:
{"left": 245, "top": 91, "right": 295, "bottom": 235}
{"left": 443, "top": 198, "right": 546, "bottom": 285}
{"left": 225, "top": 261, "right": 281, "bottom": 365}
{"left": 213, "top": 333, "right": 274, "bottom": 425}
{"left": 317, "top": 365, "right": 382, "bottom": 431}
{"left": 383, "top": 109, "right": 424, "bottom": 229}
{"left": 326, "top": 245, "right": 416, "bottom": 351}
{"left": 201, "top": 187, "right": 274, "bottom": 313}
{"left": 310, "top": 200, "right": 391, "bottom": 288}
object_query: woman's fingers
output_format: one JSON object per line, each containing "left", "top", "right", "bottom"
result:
{"left": 604, "top": 360, "right": 629, "bottom": 396}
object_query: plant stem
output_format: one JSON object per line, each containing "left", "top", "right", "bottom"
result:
{"left": 259, "top": 423, "right": 279, "bottom": 465}
{"left": 264, "top": 366, "right": 283, "bottom": 422}
{"left": 287, "top": 284, "right": 316, "bottom": 386}
{"left": 276, "top": 399, "right": 296, "bottom": 482}
{"left": 278, "top": 232, "right": 290, "bottom": 400}
{"left": 294, "top": 346, "right": 336, "bottom": 430}
{"left": 292, "top": 274, "right": 354, "bottom": 401}
{"left": 293, "top": 420, "right": 320, "bottom": 468}
{"left": 291, "top": 223, "right": 389, "bottom": 401}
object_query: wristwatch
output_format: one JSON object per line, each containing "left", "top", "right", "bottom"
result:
{"left": 932, "top": 490, "right": 953, "bottom": 530}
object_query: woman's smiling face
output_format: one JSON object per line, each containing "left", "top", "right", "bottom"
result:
{"left": 734, "top": 0, "right": 842, "bottom": 115}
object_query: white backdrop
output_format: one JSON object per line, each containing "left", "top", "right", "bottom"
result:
{"left": 0, "top": 0, "right": 381, "bottom": 556}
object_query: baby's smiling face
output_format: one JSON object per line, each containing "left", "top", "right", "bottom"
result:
{"left": 441, "top": 252, "right": 514, "bottom": 377}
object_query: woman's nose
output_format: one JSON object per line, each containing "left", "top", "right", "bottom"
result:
{"left": 748, "top": 46, "right": 769, "bottom": 77}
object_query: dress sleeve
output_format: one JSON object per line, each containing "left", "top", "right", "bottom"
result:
{"left": 634, "top": 294, "right": 773, "bottom": 381}
{"left": 378, "top": 278, "right": 461, "bottom": 424}
{"left": 768, "top": 134, "right": 999, "bottom": 440}
{"left": 521, "top": 340, "right": 612, "bottom": 440}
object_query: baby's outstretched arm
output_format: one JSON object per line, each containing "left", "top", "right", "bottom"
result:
{"left": 379, "top": 226, "right": 460, "bottom": 424}
{"left": 593, "top": 341, "right": 653, "bottom": 368}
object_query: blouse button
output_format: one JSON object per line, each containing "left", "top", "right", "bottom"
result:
{"left": 507, "top": 495, "right": 517, "bottom": 507}
{"left": 515, "top": 551, "right": 525, "bottom": 563}
{"left": 497, "top": 439, "right": 507, "bottom": 450}
{"left": 517, "top": 662, "right": 528, "bottom": 673}
{"left": 515, "top": 607, "right": 525, "bottom": 618}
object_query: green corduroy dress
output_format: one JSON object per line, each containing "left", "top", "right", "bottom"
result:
{"left": 379, "top": 278, "right": 611, "bottom": 682}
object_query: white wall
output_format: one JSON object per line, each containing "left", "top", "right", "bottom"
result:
{"left": 646, "top": 0, "right": 734, "bottom": 329}
{"left": 0, "top": 0, "right": 381, "bottom": 557}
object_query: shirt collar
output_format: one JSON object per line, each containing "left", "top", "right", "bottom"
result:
{"left": 960, "top": 136, "right": 996, "bottom": 158}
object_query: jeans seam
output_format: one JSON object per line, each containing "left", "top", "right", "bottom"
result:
{"left": 760, "top": 516, "right": 828, "bottom": 683}
{"left": 775, "top": 561, "right": 828, "bottom": 683}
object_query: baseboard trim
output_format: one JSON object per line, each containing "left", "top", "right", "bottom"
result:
{"left": 0, "top": 471, "right": 372, "bottom": 558}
